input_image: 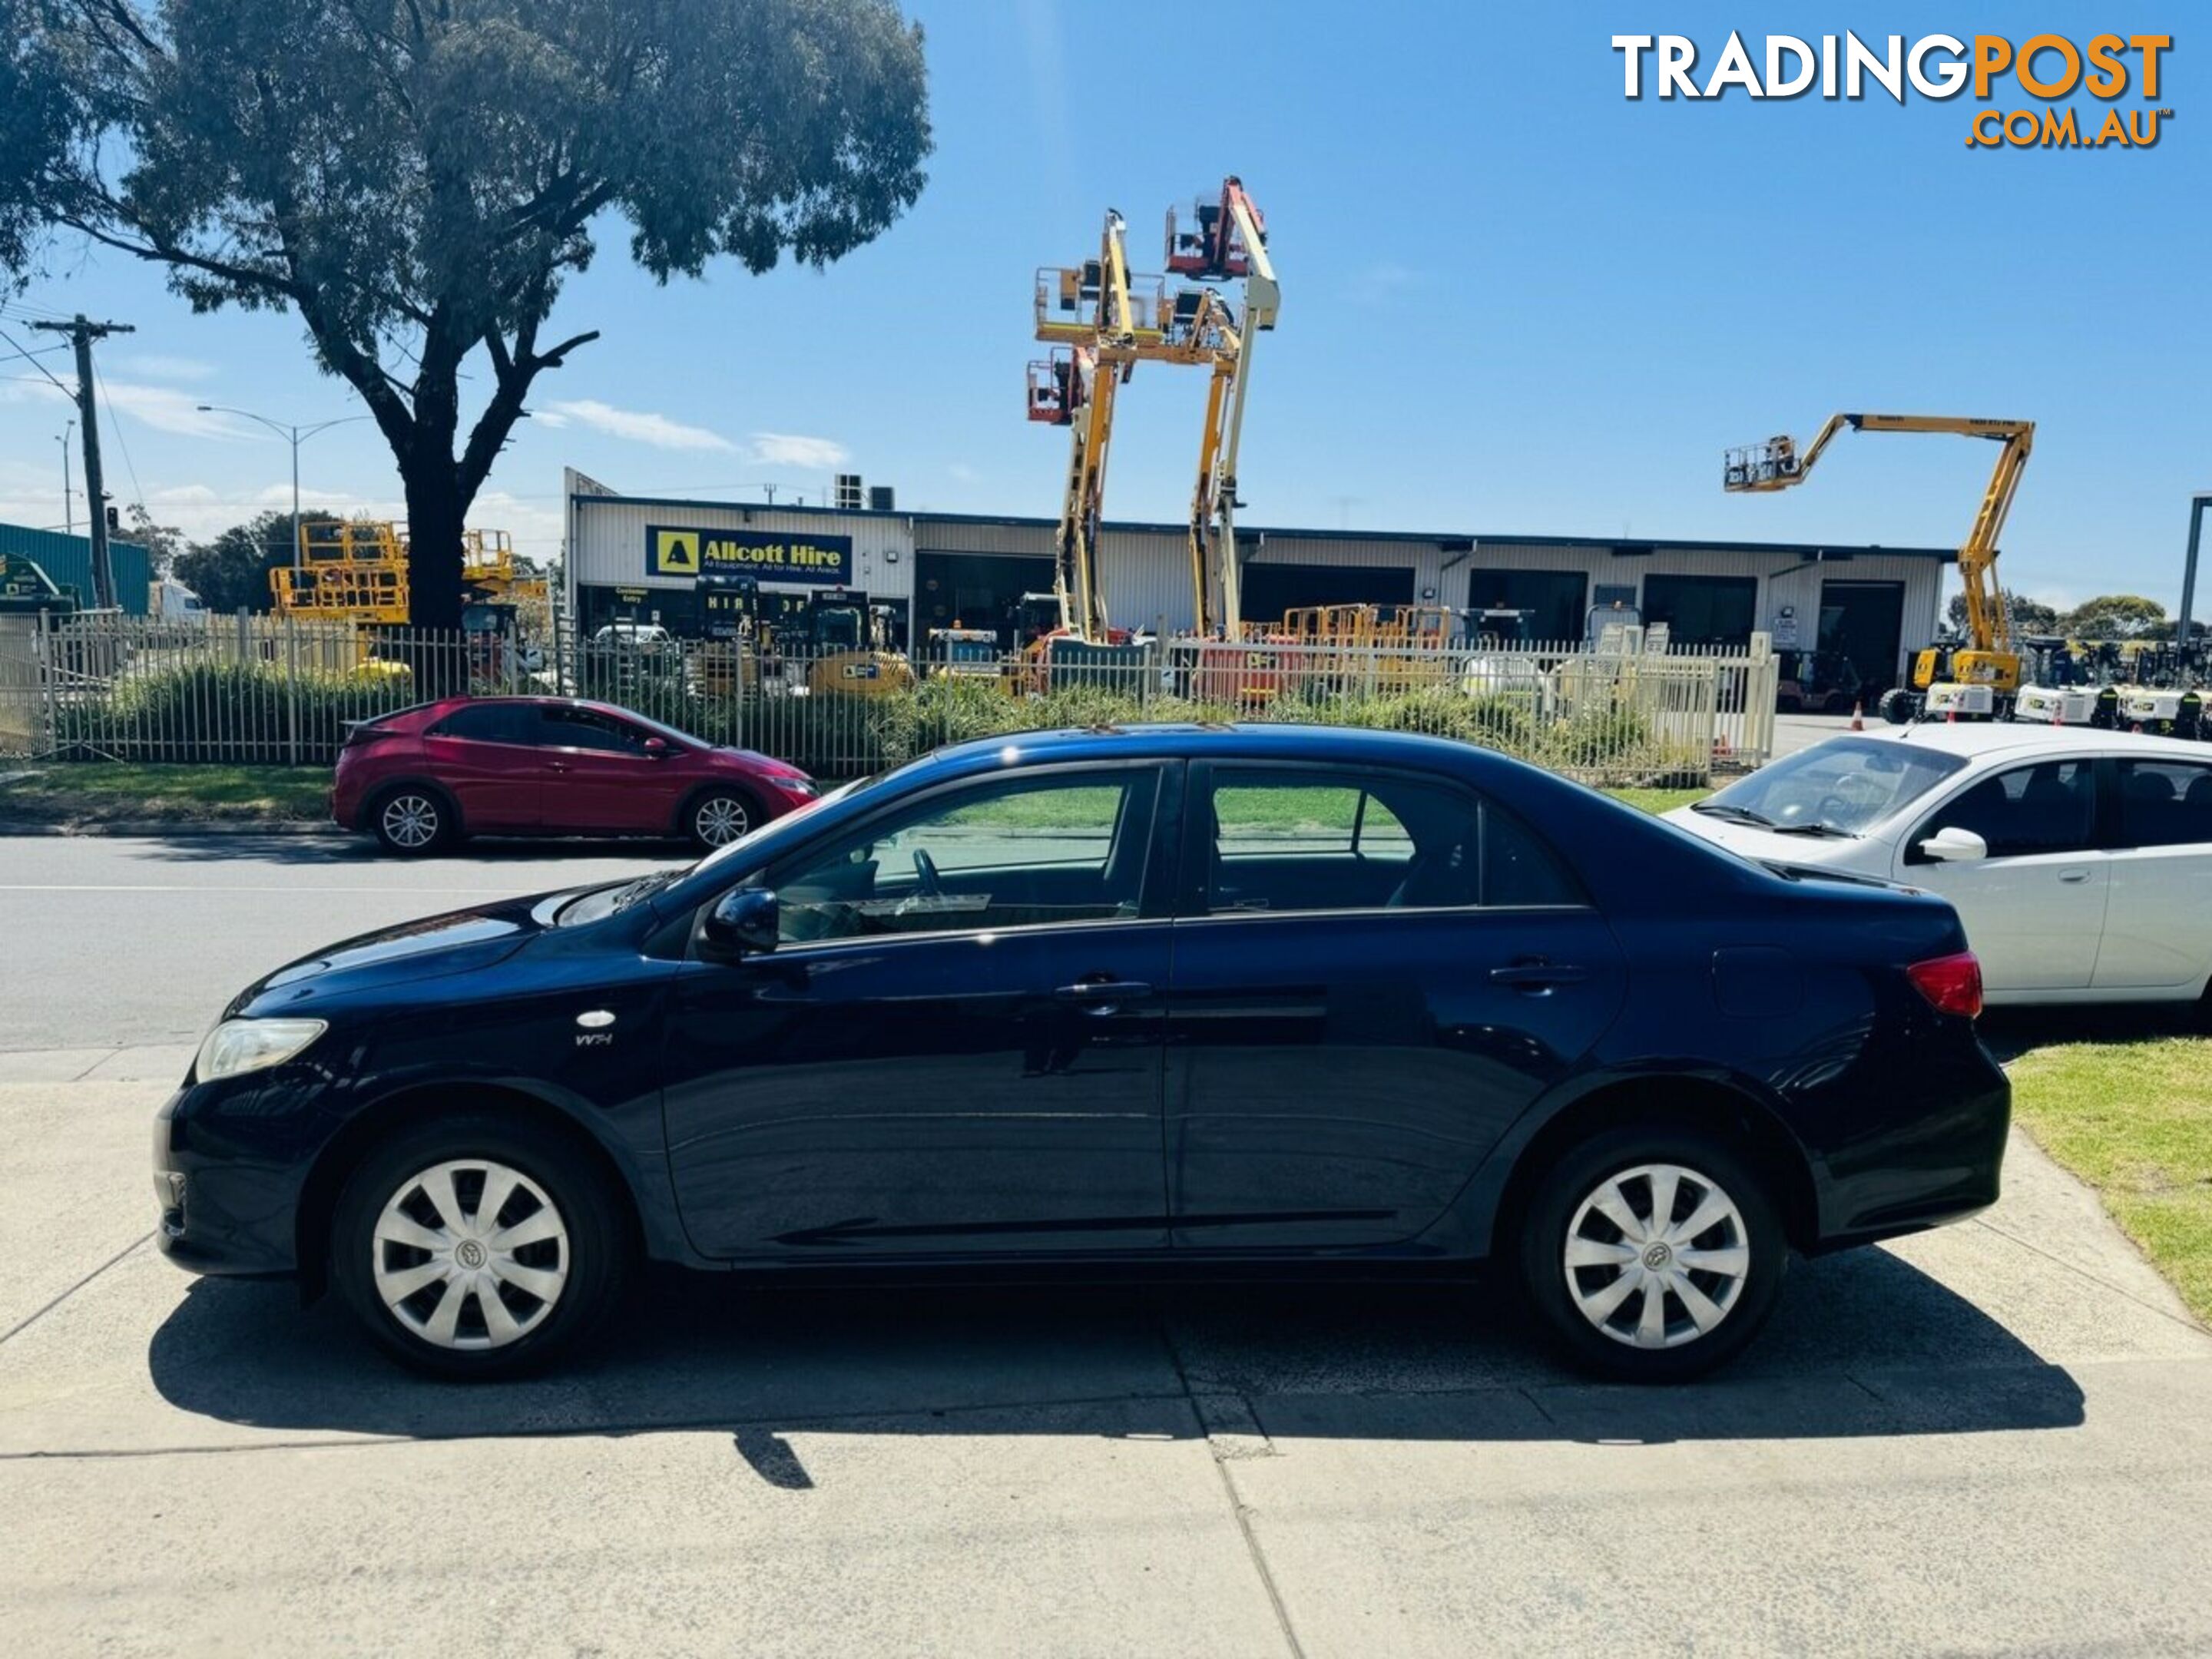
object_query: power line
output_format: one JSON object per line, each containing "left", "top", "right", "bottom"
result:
{"left": 91, "top": 358, "right": 148, "bottom": 526}
{"left": 0, "top": 320, "right": 76, "bottom": 396}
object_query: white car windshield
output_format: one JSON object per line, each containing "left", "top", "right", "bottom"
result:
{"left": 1697, "top": 737, "right": 1968, "bottom": 835}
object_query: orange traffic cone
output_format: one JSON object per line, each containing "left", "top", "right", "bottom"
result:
{"left": 1849, "top": 701, "right": 1865, "bottom": 731}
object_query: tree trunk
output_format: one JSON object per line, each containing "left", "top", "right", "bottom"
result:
{"left": 402, "top": 462, "right": 468, "bottom": 633}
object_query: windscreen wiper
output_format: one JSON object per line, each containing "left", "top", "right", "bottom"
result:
{"left": 1767, "top": 821, "right": 1856, "bottom": 839}
{"left": 1690, "top": 801, "right": 1777, "bottom": 827}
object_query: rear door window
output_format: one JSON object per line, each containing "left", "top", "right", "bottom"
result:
{"left": 428, "top": 703, "right": 535, "bottom": 746}
{"left": 2113, "top": 760, "right": 2212, "bottom": 849}
{"left": 1195, "top": 768, "right": 1584, "bottom": 914}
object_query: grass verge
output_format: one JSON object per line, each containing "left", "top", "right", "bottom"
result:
{"left": 0, "top": 763, "right": 329, "bottom": 825}
{"left": 2008, "top": 1035, "right": 2212, "bottom": 1325}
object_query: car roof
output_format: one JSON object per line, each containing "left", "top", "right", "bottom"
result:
{"left": 919, "top": 722, "right": 1519, "bottom": 771}
{"left": 1834, "top": 720, "right": 2211, "bottom": 763}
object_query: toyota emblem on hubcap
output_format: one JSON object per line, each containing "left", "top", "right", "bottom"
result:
{"left": 1643, "top": 1242, "right": 1673, "bottom": 1270}
{"left": 456, "top": 1239, "right": 486, "bottom": 1270}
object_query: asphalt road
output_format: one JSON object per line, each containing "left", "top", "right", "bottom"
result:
{"left": 3, "top": 830, "right": 2210, "bottom": 1654}
{"left": 0, "top": 833, "right": 687, "bottom": 1053}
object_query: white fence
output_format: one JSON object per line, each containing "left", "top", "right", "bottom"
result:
{"left": 0, "top": 612, "right": 1777, "bottom": 784}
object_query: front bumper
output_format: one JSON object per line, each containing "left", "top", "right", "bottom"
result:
{"left": 152, "top": 1081, "right": 310, "bottom": 1279}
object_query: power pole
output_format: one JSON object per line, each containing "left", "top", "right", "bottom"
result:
{"left": 31, "top": 315, "right": 135, "bottom": 611}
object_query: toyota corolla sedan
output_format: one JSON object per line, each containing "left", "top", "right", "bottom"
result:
{"left": 1667, "top": 723, "right": 2212, "bottom": 1008}
{"left": 157, "top": 725, "right": 2008, "bottom": 1383}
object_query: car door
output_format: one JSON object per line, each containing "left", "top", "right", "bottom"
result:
{"left": 418, "top": 701, "right": 541, "bottom": 830}
{"left": 1163, "top": 762, "right": 1628, "bottom": 1251}
{"left": 534, "top": 704, "right": 684, "bottom": 833}
{"left": 2092, "top": 757, "right": 2212, "bottom": 993}
{"left": 661, "top": 761, "right": 1176, "bottom": 1258}
{"left": 1895, "top": 757, "right": 2108, "bottom": 994}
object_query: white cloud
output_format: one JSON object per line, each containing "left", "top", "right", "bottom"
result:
{"left": 118, "top": 353, "right": 216, "bottom": 382}
{"left": 537, "top": 399, "right": 735, "bottom": 452}
{"left": 0, "top": 376, "right": 253, "bottom": 439}
{"left": 948, "top": 462, "right": 981, "bottom": 483}
{"left": 750, "top": 431, "right": 850, "bottom": 470}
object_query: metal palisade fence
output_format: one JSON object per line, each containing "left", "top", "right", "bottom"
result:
{"left": 0, "top": 611, "right": 1776, "bottom": 785}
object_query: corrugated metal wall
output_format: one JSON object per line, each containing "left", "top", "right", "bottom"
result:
{"left": 0, "top": 524, "right": 151, "bottom": 614}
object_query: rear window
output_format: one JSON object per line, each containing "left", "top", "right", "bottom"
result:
{"left": 2114, "top": 760, "right": 2212, "bottom": 849}
{"left": 1706, "top": 737, "right": 1967, "bottom": 833}
{"left": 427, "top": 702, "right": 535, "bottom": 745}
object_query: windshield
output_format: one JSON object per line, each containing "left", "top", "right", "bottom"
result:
{"left": 1702, "top": 737, "right": 1968, "bottom": 834}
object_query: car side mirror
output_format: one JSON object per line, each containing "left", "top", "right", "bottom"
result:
{"left": 1916, "top": 826, "right": 1988, "bottom": 863}
{"left": 698, "top": 886, "right": 779, "bottom": 962}
{"left": 642, "top": 737, "right": 671, "bottom": 759}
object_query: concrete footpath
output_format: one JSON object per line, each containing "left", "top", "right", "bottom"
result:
{"left": 2, "top": 1043, "right": 2210, "bottom": 1656}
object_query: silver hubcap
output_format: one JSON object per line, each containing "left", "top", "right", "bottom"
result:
{"left": 1563, "top": 1162, "right": 1750, "bottom": 1350}
{"left": 371, "top": 1159, "right": 568, "bottom": 1350}
{"left": 696, "top": 796, "right": 750, "bottom": 845}
{"left": 381, "top": 794, "right": 439, "bottom": 849}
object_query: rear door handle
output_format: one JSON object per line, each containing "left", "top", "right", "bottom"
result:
{"left": 2057, "top": 868, "right": 2091, "bottom": 883}
{"left": 1488, "top": 962, "right": 1588, "bottom": 989}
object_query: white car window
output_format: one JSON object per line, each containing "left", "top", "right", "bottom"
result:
{"left": 1915, "top": 760, "right": 2096, "bottom": 860}
{"left": 2114, "top": 760, "right": 2212, "bottom": 849}
{"left": 1702, "top": 737, "right": 1965, "bottom": 833}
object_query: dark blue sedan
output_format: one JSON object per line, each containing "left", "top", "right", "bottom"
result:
{"left": 154, "top": 724, "right": 2009, "bottom": 1382}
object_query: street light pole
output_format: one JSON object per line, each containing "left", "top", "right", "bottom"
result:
{"left": 194, "top": 406, "right": 371, "bottom": 571}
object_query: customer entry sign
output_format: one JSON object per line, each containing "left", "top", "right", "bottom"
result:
{"left": 647, "top": 525, "right": 853, "bottom": 584}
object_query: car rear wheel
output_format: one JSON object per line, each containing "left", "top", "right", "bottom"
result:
{"left": 369, "top": 786, "right": 452, "bottom": 856}
{"left": 1518, "top": 1126, "right": 1786, "bottom": 1382}
{"left": 331, "top": 1113, "right": 628, "bottom": 1379}
{"left": 686, "top": 788, "right": 757, "bottom": 851}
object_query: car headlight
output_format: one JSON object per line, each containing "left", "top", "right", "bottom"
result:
{"left": 778, "top": 777, "right": 820, "bottom": 797}
{"left": 194, "top": 1018, "right": 327, "bottom": 1082}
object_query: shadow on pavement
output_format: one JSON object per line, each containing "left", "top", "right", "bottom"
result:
{"left": 147, "top": 1244, "right": 2084, "bottom": 1475}
{"left": 112, "top": 833, "right": 693, "bottom": 869}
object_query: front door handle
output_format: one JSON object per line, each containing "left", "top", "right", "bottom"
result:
{"left": 2057, "top": 868, "right": 2091, "bottom": 884}
{"left": 1054, "top": 979, "right": 1152, "bottom": 1016}
{"left": 1488, "top": 962, "right": 1588, "bottom": 990}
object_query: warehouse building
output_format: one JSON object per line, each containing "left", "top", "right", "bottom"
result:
{"left": 561, "top": 469, "right": 1952, "bottom": 692}
{"left": 0, "top": 522, "right": 152, "bottom": 615}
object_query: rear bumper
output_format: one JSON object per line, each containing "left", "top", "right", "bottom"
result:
{"left": 1807, "top": 1041, "right": 2012, "bottom": 1251}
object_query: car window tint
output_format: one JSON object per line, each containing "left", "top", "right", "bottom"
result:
{"left": 1481, "top": 803, "right": 1586, "bottom": 907}
{"left": 540, "top": 707, "right": 643, "bottom": 753}
{"left": 2115, "top": 760, "right": 2212, "bottom": 849}
{"left": 429, "top": 703, "right": 533, "bottom": 745}
{"left": 769, "top": 768, "right": 1156, "bottom": 944}
{"left": 1200, "top": 769, "right": 1582, "bottom": 914}
{"left": 1922, "top": 760, "right": 2095, "bottom": 858}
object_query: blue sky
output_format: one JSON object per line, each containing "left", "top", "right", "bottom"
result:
{"left": 0, "top": 2, "right": 2201, "bottom": 611}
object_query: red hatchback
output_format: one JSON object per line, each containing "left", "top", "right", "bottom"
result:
{"left": 332, "top": 697, "right": 820, "bottom": 855}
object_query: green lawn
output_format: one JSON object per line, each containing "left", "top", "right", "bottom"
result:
{"left": 2009, "top": 1035, "right": 2212, "bottom": 1325}
{"left": 0, "top": 763, "right": 329, "bottom": 824}
{"left": 1607, "top": 786, "right": 1708, "bottom": 815}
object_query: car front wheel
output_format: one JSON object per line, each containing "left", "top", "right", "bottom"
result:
{"left": 1518, "top": 1127, "right": 1786, "bottom": 1382}
{"left": 331, "top": 1113, "right": 628, "bottom": 1379}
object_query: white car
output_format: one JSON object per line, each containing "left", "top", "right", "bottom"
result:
{"left": 1665, "top": 723, "right": 2212, "bottom": 1007}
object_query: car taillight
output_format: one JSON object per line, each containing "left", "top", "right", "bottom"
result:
{"left": 1907, "top": 952, "right": 1983, "bottom": 1019}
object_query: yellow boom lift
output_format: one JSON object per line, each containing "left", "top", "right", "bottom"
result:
{"left": 1724, "top": 413, "right": 2035, "bottom": 721}
{"left": 1167, "top": 177, "right": 1279, "bottom": 639}
{"left": 1027, "top": 177, "right": 1281, "bottom": 664}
